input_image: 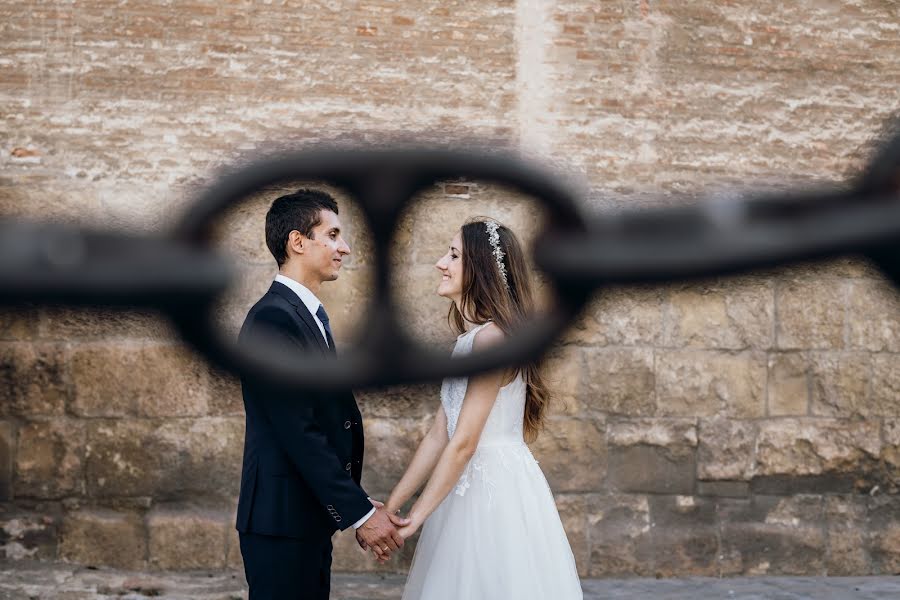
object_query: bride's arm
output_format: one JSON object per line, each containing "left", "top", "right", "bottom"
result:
{"left": 384, "top": 405, "right": 450, "bottom": 514}
{"left": 401, "top": 326, "right": 506, "bottom": 535}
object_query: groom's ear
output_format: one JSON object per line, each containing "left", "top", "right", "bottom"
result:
{"left": 287, "top": 230, "right": 305, "bottom": 256}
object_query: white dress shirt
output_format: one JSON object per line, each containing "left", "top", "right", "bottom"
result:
{"left": 274, "top": 274, "right": 329, "bottom": 347}
{"left": 273, "top": 274, "right": 374, "bottom": 529}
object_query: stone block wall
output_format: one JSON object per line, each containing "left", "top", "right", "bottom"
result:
{"left": 2, "top": 0, "right": 900, "bottom": 577}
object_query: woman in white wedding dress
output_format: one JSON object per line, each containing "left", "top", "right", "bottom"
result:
{"left": 383, "top": 218, "right": 583, "bottom": 600}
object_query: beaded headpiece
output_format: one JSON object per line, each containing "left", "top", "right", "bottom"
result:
{"left": 484, "top": 220, "right": 509, "bottom": 288}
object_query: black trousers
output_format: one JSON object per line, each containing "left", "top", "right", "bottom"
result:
{"left": 239, "top": 531, "right": 333, "bottom": 600}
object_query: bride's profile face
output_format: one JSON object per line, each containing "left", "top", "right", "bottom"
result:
{"left": 435, "top": 230, "right": 464, "bottom": 301}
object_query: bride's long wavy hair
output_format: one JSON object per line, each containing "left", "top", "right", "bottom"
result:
{"left": 448, "top": 218, "right": 551, "bottom": 442}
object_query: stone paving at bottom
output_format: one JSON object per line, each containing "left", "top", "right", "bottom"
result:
{"left": 1, "top": 561, "right": 898, "bottom": 599}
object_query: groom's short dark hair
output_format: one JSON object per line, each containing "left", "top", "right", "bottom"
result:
{"left": 266, "top": 189, "right": 340, "bottom": 267}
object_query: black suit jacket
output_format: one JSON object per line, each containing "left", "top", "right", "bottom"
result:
{"left": 235, "top": 281, "right": 371, "bottom": 539}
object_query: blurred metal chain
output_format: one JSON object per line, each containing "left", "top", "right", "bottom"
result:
{"left": 1, "top": 133, "right": 898, "bottom": 391}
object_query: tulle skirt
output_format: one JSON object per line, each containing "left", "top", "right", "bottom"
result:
{"left": 401, "top": 442, "right": 583, "bottom": 600}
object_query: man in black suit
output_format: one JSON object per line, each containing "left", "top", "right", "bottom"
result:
{"left": 236, "top": 189, "right": 408, "bottom": 599}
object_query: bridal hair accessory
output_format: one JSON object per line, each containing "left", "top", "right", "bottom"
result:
{"left": 485, "top": 220, "right": 509, "bottom": 287}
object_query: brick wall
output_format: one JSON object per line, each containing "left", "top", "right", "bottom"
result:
{"left": 2, "top": 0, "right": 900, "bottom": 577}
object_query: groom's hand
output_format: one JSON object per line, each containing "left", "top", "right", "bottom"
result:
{"left": 357, "top": 499, "right": 411, "bottom": 562}
{"left": 357, "top": 507, "right": 404, "bottom": 561}
{"left": 355, "top": 498, "right": 386, "bottom": 552}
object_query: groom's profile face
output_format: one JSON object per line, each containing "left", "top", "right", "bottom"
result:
{"left": 301, "top": 209, "right": 351, "bottom": 283}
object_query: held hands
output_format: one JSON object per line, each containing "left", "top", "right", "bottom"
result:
{"left": 355, "top": 499, "right": 411, "bottom": 563}
{"left": 380, "top": 499, "right": 421, "bottom": 541}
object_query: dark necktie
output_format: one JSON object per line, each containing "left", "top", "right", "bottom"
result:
{"left": 315, "top": 304, "right": 336, "bottom": 354}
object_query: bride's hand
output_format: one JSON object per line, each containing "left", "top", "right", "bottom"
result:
{"left": 389, "top": 510, "right": 411, "bottom": 529}
{"left": 397, "top": 518, "right": 421, "bottom": 540}
{"left": 371, "top": 497, "right": 411, "bottom": 528}
{"left": 382, "top": 497, "right": 411, "bottom": 527}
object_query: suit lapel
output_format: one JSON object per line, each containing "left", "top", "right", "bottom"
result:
{"left": 268, "top": 282, "right": 329, "bottom": 354}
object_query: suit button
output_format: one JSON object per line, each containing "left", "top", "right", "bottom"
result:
{"left": 344, "top": 420, "right": 351, "bottom": 429}
{"left": 345, "top": 462, "right": 352, "bottom": 471}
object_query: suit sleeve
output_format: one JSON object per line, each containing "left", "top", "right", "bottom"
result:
{"left": 240, "top": 306, "right": 372, "bottom": 530}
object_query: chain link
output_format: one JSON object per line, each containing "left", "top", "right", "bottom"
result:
{"left": 1, "top": 135, "right": 898, "bottom": 391}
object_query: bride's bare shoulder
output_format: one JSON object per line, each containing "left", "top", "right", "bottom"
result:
{"left": 472, "top": 322, "right": 505, "bottom": 351}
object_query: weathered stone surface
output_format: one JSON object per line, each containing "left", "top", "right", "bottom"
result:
{"left": 719, "top": 496, "right": 826, "bottom": 576}
{"left": 775, "top": 279, "right": 846, "bottom": 350}
{"left": 809, "top": 352, "right": 873, "bottom": 417}
{"left": 542, "top": 345, "right": 585, "bottom": 417}
{"left": 583, "top": 348, "right": 655, "bottom": 417}
{"left": 0, "top": 423, "right": 12, "bottom": 501}
{"left": 825, "top": 495, "right": 869, "bottom": 576}
{"left": 750, "top": 473, "right": 859, "bottom": 496}
{"left": 656, "top": 350, "right": 766, "bottom": 417}
{"left": 696, "top": 480, "right": 749, "bottom": 498}
{"left": 564, "top": 287, "right": 663, "bottom": 346}
{"left": 212, "top": 264, "right": 275, "bottom": 340}
{"left": 70, "top": 343, "right": 209, "bottom": 418}
{"left": 16, "top": 420, "right": 84, "bottom": 498}
{"left": 884, "top": 419, "right": 900, "bottom": 494}
{"left": 331, "top": 527, "right": 375, "bottom": 573}
{"left": 359, "top": 418, "right": 428, "bottom": 496}
{"left": 0, "top": 506, "right": 59, "bottom": 560}
{"left": 555, "top": 494, "right": 589, "bottom": 577}
{"left": 38, "top": 308, "right": 175, "bottom": 341}
{"left": 648, "top": 495, "right": 718, "bottom": 577}
{"left": 587, "top": 494, "right": 653, "bottom": 577}
{"left": 356, "top": 383, "right": 442, "bottom": 420}
{"left": 225, "top": 524, "right": 243, "bottom": 570}
{"left": 0, "top": 343, "right": 69, "bottom": 417}
{"left": 147, "top": 506, "right": 228, "bottom": 570}
{"left": 767, "top": 352, "right": 809, "bottom": 416}
{"left": 697, "top": 417, "right": 755, "bottom": 481}
{"left": 85, "top": 420, "right": 163, "bottom": 498}
{"left": 847, "top": 278, "right": 900, "bottom": 352}
{"left": 607, "top": 419, "right": 696, "bottom": 494}
{"left": 206, "top": 368, "right": 244, "bottom": 417}
{"left": 663, "top": 278, "right": 773, "bottom": 350}
{"left": 530, "top": 417, "right": 605, "bottom": 492}
{"left": 85, "top": 418, "right": 243, "bottom": 499}
{"left": 869, "top": 354, "right": 900, "bottom": 418}
{"left": 777, "top": 257, "right": 884, "bottom": 281}
{"left": 59, "top": 508, "right": 145, "bottom": 570}
{"left": 210, "top": 187, "right": 283, "bottom": 266}
{"left": 868, "top": 495, "right": 900, "bottom": 575}
{"left": 148, "top": 418, "right": 245, "bottom": 500}
{"left": 0, "top": 308, "right": 37, "bottom": 341}
{"left": 754, "top": 419, "right": 881, "bottom": 480}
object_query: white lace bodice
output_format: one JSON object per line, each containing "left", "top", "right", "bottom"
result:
{"left": 441, "top": 322, "right": 527, "bottom": 440}
{"left": 439, "top": 322, "right": 535, "bottom": 499}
